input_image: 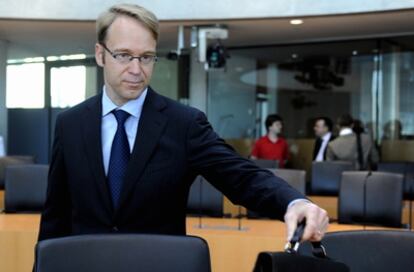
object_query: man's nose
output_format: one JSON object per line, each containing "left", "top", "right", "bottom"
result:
{"left": 128, "top": 58, "right": 142, "bottom": 75}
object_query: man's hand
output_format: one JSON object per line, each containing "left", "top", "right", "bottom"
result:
{"left": 284, "top": 200, "right": 329, "bottom": 242}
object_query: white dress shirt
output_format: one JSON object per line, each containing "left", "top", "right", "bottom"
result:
{"left": 315, "top": 132, "right": 332, "bottom": 162}
{"left": 101, "top": 87, "right": 147, "bottom": 175}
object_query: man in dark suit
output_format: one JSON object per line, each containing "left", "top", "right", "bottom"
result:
{"left": 38, "top": 3, "right": 328, "bottom": 244}
{"left": 313, "top": 117, "right": 335, "bottom": 161}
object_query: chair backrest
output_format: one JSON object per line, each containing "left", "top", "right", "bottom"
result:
{"left": 338, "top": 171, "right": 403, "bottom": 227}
{"left": 378, "top": 162, "right": 414, "bottom": 199}
{"left": 298, "top": 230, "right": 414, "bottom": 272}
{"left": 247, "top": 168, "right": 306, "bottom": 219}
{"left": 311, "top": 161, "right": 354, "bottom": 195}
{"left": 251, "top": 159, "right": 279, "bottom": 169}
{"left": 4, "top": 164, "right": 49, "bottom": 213}
{"left": 187, "top": 175, "right": 224, "bottom": 217}
{"left": 267, "top": 168, "right": 306, "bottom": 195}
{"left": 35, "top": 234, "right": 211, "bottom": 272}
{"left": 0, "top": 155, "right": 35, "bottom": 189}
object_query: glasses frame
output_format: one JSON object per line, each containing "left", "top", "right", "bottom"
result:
{"left": 100, "top": 43, "right": 158, "bottom": 65}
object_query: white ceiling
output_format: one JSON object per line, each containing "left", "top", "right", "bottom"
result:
{"left": 2, "top": 9, "right": 414, "bottom": 60}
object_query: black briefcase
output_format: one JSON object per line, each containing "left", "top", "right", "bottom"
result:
{"left": 253, "top": 221, "right": 349, "bottom": 272}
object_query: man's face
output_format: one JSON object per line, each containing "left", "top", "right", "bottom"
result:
{"left": 95, "top": 16, "right": 157, "bottom": 106}
{"left": 269, "top": 121, "right": 283, "bottom": 135}
{"left": 314, "top": 119, "right": 328, "bottom": 137}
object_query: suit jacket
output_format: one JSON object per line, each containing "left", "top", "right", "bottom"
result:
{"left": 38, "top": 88, "right": 304, "bottom": 241}
{"left": 312, "top": 134, "right": 335, "bottom": 161}
{"left": 326, "top": 133, "right": 379, "bottom": 170}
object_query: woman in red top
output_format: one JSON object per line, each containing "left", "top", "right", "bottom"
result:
{"left": 251, "top": 114, "right": 289, "bottom": 168}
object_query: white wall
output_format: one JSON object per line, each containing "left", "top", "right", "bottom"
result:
{"left": 1, "top": 0, "right": 414, "bottom": 20}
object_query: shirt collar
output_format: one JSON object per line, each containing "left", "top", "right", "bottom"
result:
{"left": 339, "top": 128, "right": 354, "bottom": 136}
{"left": 102, "top": 86, "right": 148, "bottom": 118}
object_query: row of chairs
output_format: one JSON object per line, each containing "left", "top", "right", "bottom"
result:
{"left": 34, "top": 230, "right": 414, "bottom": 272}
{"left": 253, "top": 159, "right": 414, "bottom": 199}
{"left": 3, "top": 163, "right": 304, "bottom": 217}
{"left": 188, "top": 165, "right": 407, "bottom": 228}
{"left": 0, "top": 160, "right": 410, "bottom": 228}
{"left": 311, "top": 161, "right": 414, "bottom": 198}
{"left": 186, "top": 169, "right": 306, "bottom": 218}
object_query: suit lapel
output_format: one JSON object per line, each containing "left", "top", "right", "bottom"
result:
{"left": 116, "top": 88, "right": 168, "bottom": 213}
{"left": 81, "top": 94, "right": 113, "bottom": 215}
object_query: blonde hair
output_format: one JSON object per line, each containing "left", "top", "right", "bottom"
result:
{"left": 96, "top": 3, "right": 159, "bottom": 43}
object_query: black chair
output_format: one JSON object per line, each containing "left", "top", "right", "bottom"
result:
{"left": 247, "top": 169, "right": 306, "bottom": 219}
{"left": 251, "top": 159, "right": 279, "bottom": 169}
{"left": 267, "top": 168, "right": 306, "bottom": 195}
{"left": 378, "top": 162, "right": 414, "bottom": 199}
{"left": 338, "top": 171, "right": 403, "bottom": 227}
{"left": 4, "top": 164, "right": 48, "bottom": 213}
{"left": 311, "top": 161, "right": 354, "bottom": 196}
{"left": 0, "top": 155, "right": 35, "bottom": 189}
{"left": 35, "top": 234, "right": 211, "bottom": 272}
{"left": 299, "top": 230, "right": 414, "bottom": 272}
{"left": 187, "top": 175, "right": 225, "bottom": 217}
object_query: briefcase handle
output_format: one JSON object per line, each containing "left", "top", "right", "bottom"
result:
{"left": 284, "top": 220, "right": 327, "bottom": 259}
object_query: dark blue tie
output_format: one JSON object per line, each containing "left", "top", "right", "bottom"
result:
{"left": 108, "top": 109, "right": 131, "bottom": 209}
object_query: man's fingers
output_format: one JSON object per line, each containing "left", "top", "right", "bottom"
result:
{"left": 284, "top": 200, "right": 329, "bottom": 243}
{"left": 284, "top": 210, "right": 299, "bottom": 241}
{"left": 302, "top": 213, "right": 318, "bottom": 241}
{"left": 303, "top": 207, "right": 329, "bottom": 241}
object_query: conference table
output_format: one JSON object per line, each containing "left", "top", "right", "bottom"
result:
{"left": 0, "top": 213, "right": 399, "bottom": 272}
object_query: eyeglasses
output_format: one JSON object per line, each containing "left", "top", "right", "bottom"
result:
{"left": 100, "top": 43, "right": 158, "bottom": 65}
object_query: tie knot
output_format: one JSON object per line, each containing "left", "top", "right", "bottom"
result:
{"left": 112, "top": 110, "right": 130, "bottom": 125}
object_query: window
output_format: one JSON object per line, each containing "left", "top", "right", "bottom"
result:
{"left": 51, "top": 66, "right": 86, "bottom": 108}
{"left": 6, "top": 63, "right": 45, "bottom": 108}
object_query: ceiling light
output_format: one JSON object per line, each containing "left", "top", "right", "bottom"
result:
{"left": 23, "top": 57, "right": 45, "bottom": 63}
{"left": 47, "top": 56, "right": 59, "bottom": 62}
{"left": 60, "top": 54, "right": 86, "bottom": 61}
{"left": 290, "top": 19, "right": 303, "bottom": 25}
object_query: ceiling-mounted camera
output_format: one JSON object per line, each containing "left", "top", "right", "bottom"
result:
{"left": 206, "top": 40, "right": 228, "bottom": 69}
{"left": 192, "top": 25, "right": 229, "bottom": 70}
{"left": 166, "top": 50, "right": 179, "bottom": 60}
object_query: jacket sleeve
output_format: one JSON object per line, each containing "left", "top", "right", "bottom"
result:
{"left": 186, "top": 110, "right": 305, "bottom": 219}
{"left": 38, "top": 115, "right": 72, "bottom": 241}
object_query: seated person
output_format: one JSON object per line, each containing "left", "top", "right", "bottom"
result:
{"left": 251, "top": 114, "right": 288, "bottom": 168}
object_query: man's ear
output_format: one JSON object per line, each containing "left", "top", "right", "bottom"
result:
{"left": 95, "top": 43, "right": 105, "bottom": 67}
